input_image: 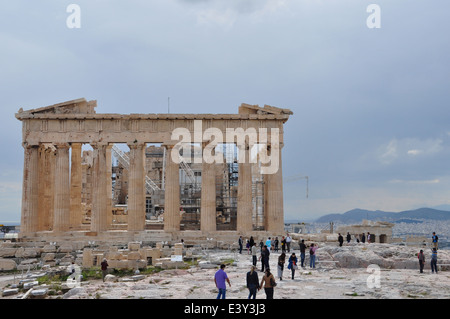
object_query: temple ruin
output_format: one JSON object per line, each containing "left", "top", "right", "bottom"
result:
{"left": 15, "top": 98, "right": 292, "bottom": 244}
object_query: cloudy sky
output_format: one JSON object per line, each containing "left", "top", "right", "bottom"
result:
{"left": 1, "top": 0, "right": 449, "bottom": 223}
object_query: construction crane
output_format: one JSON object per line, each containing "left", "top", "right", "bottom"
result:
{"left": 284, "top": 174, "right": 309, "bottom": 198}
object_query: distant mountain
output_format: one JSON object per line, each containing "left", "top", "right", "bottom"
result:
{"left": 315, "top": 207, "right": 450, "bottom": 223}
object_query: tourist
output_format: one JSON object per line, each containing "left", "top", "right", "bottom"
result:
{"left": 418, "top": 249, "right": 425, "bottom": 273}
{"left": 432, "top": 232, "right": 439, "bottom": 250}
{"left": 214, "top": 264, "right": 231, "bottom": 299}
{"left": 260, "top": 268, "right": 276, "bottom": 299}
{"left": 286, "top": 233, "right": 292, "bottom": 253}
{"left": 288, "top": 253, "right": 298, "bottom": 280}
{"left": 259, "top": 239, "right": 264, "bottom": 252}
{"left": 338, "top": 233, "right": 344, "bottom": 247}
{"left": 266, "top": 237, "right": 272, "bottom": 251}
{"left": 260, "top": 245, "right": 270, "bottom": 272}
{"left": 361, "top": 233, "right": 366, "bottom": 243}
{"left": 251, "top": 242, "right": 258, "bottom": 266}
{"left": 246, "top": 239, "right": 250, "bottom": 255}
{"left": 238, "top": 236, "right": 243, "bottom": 254}
{"left": 430, "top": 248, "right": 438, "bottom": 274}
{"left": 246, "top": 266, "right": 259, "bottom": 299}
{"left": 101, "top": 258, "right": 108, "bottom": 282}
{"left": 281, "top": 236, "right": 287, "bottom": 253}
{"left": 249, "top": 236, "right": 255, "bottom": 248}
{"left": 277, "top": 252, "right": 286, "bottom": 281}
{"left": 299, "top": 239, "right": 307, "bottom": 267}
{"left": 309, "top": 243, "right": 318, "bottom": 268}
{"left": 346, "top": 232, "right": 351, "bottom": 244}
{"left": 367, "top": 232, "right": 371, "bottom": 243}
{"left": 274, "top": 237, "right": 279, "bottom": 252}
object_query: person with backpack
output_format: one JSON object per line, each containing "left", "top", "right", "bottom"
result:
{"left": 309, "top": 243, "right": 318, "bottom": 269}
{"left": 288, "top": 253, "right": 298, "bottom": 280}
{"left": 432, "top": 232, "right": 439, "bottom": 250}
{"left": 260, "top": 268, "right": 276, "bottom": 299}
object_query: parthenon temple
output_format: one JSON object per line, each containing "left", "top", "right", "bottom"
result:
{"left": 15, "top": 98, "right": 293, "bottom": 244}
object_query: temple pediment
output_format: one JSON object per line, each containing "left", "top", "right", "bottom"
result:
{"left": 16, "top": 98, "right": 97, "bottom": 116}
{"left": 239, "top": 103, "right": 293, "bottom": 115}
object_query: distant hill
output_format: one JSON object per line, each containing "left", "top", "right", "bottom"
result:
{"left": 315, "top": 208, "right": 450, "bottom": 223}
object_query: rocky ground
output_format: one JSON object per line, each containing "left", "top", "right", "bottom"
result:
{"left": 1, "top": 242, "right": 448, "bottom": 300}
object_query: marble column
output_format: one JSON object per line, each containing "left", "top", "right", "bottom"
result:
{"left": 264, "top": 143, "right": 284, "bottom": 233}
{"left": 53, "top": 143, "right": 71, "bottom": 232}
{"left": 106, "top": 145, "right": 113, "bottom": 229}
{"left": 164, "top": 145, "right": 180, "bottom": 232}
{"left": 90, "top": 143, "right": 108, "bottom": 233}
{"left": 70, "top": 143, "right": 82, "bottom": 229}
{"left": 200, "top": 142, "right": 216, "bottom": 233}
{"left": 37, "top": 144, "right": 55, "bottom": 231}
{"left": 127, "top": 143, "right": 146, "bottom": 231}
{"left": 20, "top": 144, "right": 40, "bottom": 234}
{"left": 237, "top": 144, "right": 253, "bottom": 233}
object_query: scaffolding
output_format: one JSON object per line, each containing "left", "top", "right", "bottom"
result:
{"left": 106, "top": 143, "right": 265, "bottom": 230}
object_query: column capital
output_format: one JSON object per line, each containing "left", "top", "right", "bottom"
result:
{"left": 22, "top": 142, "right": 40, "bottom": 149}
{"left": 54, "top": 142, "right": 71, "bottom": 149}
{"left": 127, "top": 142, "right": 146, "bottom": 149}
{"left": 90, "top": 142, "right": 109, "bottom": 149}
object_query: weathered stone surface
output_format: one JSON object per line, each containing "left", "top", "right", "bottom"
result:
{"left": 42, "top": 245, "right": 57, "bottom": 253}
{"left": 0, "top": 258, "right": 17, "bottom": 271}
{"left": 58, "top": 245, "right": 73, "bottom": 253}
{"left": 2, "top": 288, "right": 19, "bottom": 297}
{"left": 0, "top": 248, "right": 18, "bottom": 258}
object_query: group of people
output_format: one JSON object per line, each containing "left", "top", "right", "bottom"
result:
{"left": 417, "top": 232, "right": 440, "bottom": 274}
{"left": 216, "top": 235, "right": 319, "bottom": 299}
{"left": 338, "top": 232, "right": 373, "bottom": 246}
{"left": 238, "top": 234, "right": 294, "bottom": 255}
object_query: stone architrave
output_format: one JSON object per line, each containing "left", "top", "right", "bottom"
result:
{"left": 127, "top": 143, "right": 146, "bottom": 231}
{"left": 53, "top": 143, "right": 71, "bottom": 232}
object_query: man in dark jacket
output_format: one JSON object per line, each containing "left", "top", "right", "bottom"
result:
{"left": 260, "top": 245, "right": 270, "bottom": 272}
{"left": 246, "top": 266, "right": 259, "bottom": 299}
{"left": 338, "top": 233, "right": 344, "bottom": 247}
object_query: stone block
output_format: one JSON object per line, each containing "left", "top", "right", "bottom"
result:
{"left": 42, "top": 253, "right": 55, "bottom": 261}
{"left": 128, "top": 242, "right": 141, "bottom": 251}
{"left": 2, "top": 288, "right": 19, "bottom": 297}
{"left": 0, "top": 248, "right": 18, "bottom": 258}
{"left": 30, "top": 288, "right": 48, "bottom": 299}
{"left": 58, "top": 245, "right": 73, "bottom": 253}
{"left": 42, "top": 245, "right": 57, "bottom": 253}
{"left": 23, "top": 281, "right": 39, "bottom": 290}
{"left": 0, "top": 258, "right": 17, "bottom": 271}
{"left": 127, "top": 252, "right": 141, "bottom": 260}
